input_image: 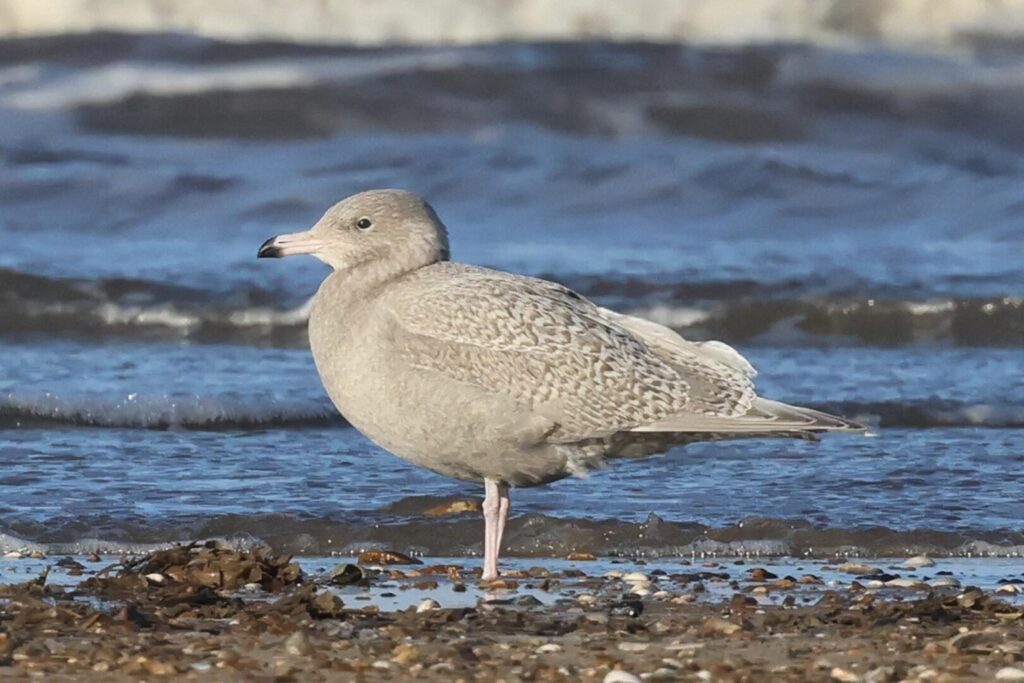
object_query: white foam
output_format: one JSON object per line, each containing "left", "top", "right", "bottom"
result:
{"left": 5, "top": 0, "right": 1024, "bottom": 50}
{"left": 227, "top": 298, "right": 313, "bottom": 327}
{"left": 2, "top": 50, "right": 482, "bottom": 110}
{"left": 0, "top": 390, "right": 333, "bottom": 429}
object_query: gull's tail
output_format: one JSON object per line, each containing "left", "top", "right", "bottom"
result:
{"left": 631, "top": 397, "right": 867, "bottom": 435}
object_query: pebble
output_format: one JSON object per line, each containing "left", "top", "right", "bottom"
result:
{"left": 701, "top": 616, "right": 742, "bottom": 636}
{"left": 330, "top": 563, "right": 365, "bottom": 586}
{"left": 948, "top": 630, "right": 1001, "bottom": 653}
{"left": 310, "top": 591, "right": 344, "bottom": 617}
{"left": 865, "top": 666, "right": 897, "bottom": 683}
{"left": 622, "top": 572, "right": 649, "bottom": 582}
{"left": 996, "top": 584, "right": 1023, "bottom": 595}
{"left": 284, "top": 629, "right": 313, "bottom": 657}
{"left": 516, "top": 594, "right": 543, "bottom": 606}
{"left": 416, "top": 598, "right": 440, "bottom": 612}
{"left": 144, "top": 573, "right": 167, "bottom": 586}
{"left": 3, "top": 551, "right": 22, "bottom": 559}
{"left": 749, "top": 567, "right": 778, "bottom": 581}
{"left": 836, "top": 562, "right": 878, "bottom": 575}
{"left": 609, "top": 600, "right": 643, "bottom": 617}
{"left": 996, "top": 668, "right": 1024, "bottom": 681}
{"left": 929, "top": 577, "right": 961, "bottom": 588}
{"left": 604, "top": 671, "right": 642, "bottom": 683}
{"left": 901, "top": 555, "right": 935, "bottom": 569}
{"left": 957, "top": 587, "right": 986, "bottom": 608}
{"left": 885, "top": 578, "right": 928, "bottom": 589}
{"left": 831, "top": 667, "right": 860, "bottom": 682}
{"left": 617, "top": 641, "right": 649, "bottom": 652}
{"left": 567, "top": 552, "right": 596, "bottom": 561}
{"left": 536, "top": 643, "right": 563, "bottom": 654}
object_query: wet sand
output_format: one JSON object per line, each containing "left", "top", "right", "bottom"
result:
{"left": 2, "top": 543, "right": 1024, "bottom": 681}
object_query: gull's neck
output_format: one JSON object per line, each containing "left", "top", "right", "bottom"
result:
{"left": 315, "top": 253, "right": 444, "bottom": 314}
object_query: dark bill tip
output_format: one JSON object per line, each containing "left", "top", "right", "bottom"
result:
{"left": 257, "top": 237, "right": 282, "bottom": 258}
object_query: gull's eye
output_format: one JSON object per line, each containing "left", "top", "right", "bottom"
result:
{"left": 356, "top": 217, "right": 373, "bottom": 231}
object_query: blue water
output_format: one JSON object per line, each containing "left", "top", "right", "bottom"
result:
{"left": 0, "top": 35, "right": 1022, "bottom": 555}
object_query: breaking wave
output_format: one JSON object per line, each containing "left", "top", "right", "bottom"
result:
{"left": 1, "top": 390, "right": 1021, "bottom": 431}
{"left": 4, "top": 2, "right": 1024, "bottom": 51}
{"left": 2, "top": 267, "right": 1021, "bottom": 347}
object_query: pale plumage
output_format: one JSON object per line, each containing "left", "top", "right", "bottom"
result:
{"left": 258, "top": 188, "right": 864, "bottom": 579}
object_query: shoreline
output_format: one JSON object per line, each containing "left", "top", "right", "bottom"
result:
{"left": 2, "top": 544, "right": 1023, "bottom": 680}
{"left": 4, "top": 511, "right": 1024, "bottom": 560}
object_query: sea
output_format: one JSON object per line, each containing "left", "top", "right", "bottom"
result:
{"left": 0, "top": 29, "right": 1022, "bottom": 559}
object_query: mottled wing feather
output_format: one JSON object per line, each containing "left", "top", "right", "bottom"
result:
{"left": 384, "top": 263, "right": 756, "bottom": 441}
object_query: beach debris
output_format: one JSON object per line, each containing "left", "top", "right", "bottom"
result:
{"left": 86, "top": 542, "right": 304, "bottom": 595}
{"left": 357, "top": 549, "right": 421, "bottom": 565}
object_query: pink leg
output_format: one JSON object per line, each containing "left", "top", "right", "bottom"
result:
{"left": 479, "top": 481, "right": 499, "bottom": 581}
{"left": 495, "top": 483, "right": 510, "bottom": 554}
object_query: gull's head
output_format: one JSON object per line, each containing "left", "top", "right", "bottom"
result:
{"left": 258, "top": 189, "right": 449, "bottom": 274}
